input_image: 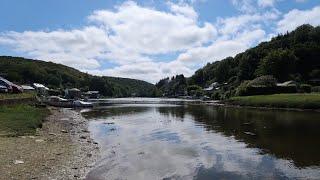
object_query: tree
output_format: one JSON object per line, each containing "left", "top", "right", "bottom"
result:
{"left": 256, "top": 49, "right": 297, "bottom": 82}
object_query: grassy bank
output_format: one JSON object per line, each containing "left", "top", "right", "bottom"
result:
{"left": 0, "top": 104, "right": 49, "bottom": 136}
{"left": 0, "top": 92, "right": 36, "bottom": 100}
{"left": 227, "top": 93, "right": 320, "bottom": 110}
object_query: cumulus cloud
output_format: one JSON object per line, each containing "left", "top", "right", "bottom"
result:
{"left": 277, "top": 6, "right": 320, "bottom": 33}
{"left": 88, "top": 1, "right": 216, "bottom": 55}
{"left": 1, "top": 0, "right": 317, "bottom": 83}
{"left": 0, "top": 1, "right": 216, "bottom": 83}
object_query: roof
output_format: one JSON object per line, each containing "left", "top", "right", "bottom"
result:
{"left": 0, "top": 77, "right": 14, "bottom": 86}
{"left": 68, "top": 88, "right": 80, "bottom": 91}
{"left": 277, "top": 81, "right": 296, "bottom": 87}
{"left": 85, "top": 91, "right": 99, "bottom": 94}
{"left": 33, "top": 83, "right": 49, "bottom": 90}
{"left": 21, "top": 85, "right": 35, "bottom": 90}
{"left": 203, "top": 87, "right": 214, "bottom": 91}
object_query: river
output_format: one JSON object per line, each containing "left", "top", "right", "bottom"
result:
{"left": 82, "top": 101, "right": 320, "bottom": 180}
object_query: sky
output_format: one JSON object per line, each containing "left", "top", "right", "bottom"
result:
{"left": 0, "top": 0, "right": 319, "bottom": 83}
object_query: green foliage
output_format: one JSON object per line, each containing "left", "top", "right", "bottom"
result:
{"left": 156, "top": 74, "right": 187, "bottom": 97}
{"left": 229, "top": 93, "right": 320, "bottom": 109}
{"left": 0, "top": 56, "right": 157, "bottom": 97}
{"left": 299, "top": 84, "right": 312, "bottom": 93}
{"left": 155, "top": 24, "right": 320, "bottom": 99}
{"left": 187, "top": 24, "right": 320, "bottom": 86}
{"left": 248, "top": 75, "right": 277, "bottom": 87}
{"left": 186, "top": 85, "right": 202, "bottom": 96}
{"left": 311, "top": 86, "right": 320, "bottom": 92}
{"left": 256, "top": 49, "right": 297, "bottom": 81}
{"left": 235, "top": 81, "right": 250, "bottom": 96}
{"left": 0, "top": 92, "right": 36, "bottom": 100}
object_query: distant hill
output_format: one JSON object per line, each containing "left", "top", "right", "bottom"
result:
{"left": 0, "top": 56, "right": 158, "bottom": 97}
{"left": 156, "top": 24, "right": 320, "bottom": 98}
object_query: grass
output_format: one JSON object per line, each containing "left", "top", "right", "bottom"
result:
{"left": 0, "top": 104, "right": 49, "bottom": 136}
{"left": 0, "top": 92, "right": 36, "bottom": 100}
{"left": 228, "top": 93, "right": 320, "bottom": 109}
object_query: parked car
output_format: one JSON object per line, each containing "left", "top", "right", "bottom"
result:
{"left": 0, "top": 77, "right": 23, "bottom": 93}
{"left": 0, "top": 85, "right": 8, "bottom": 93}
{"left": 11, "top": 83, "right": 23, "bottom": 93}
{"left": 0, "top": 77, "right": 13, "bottom": 92}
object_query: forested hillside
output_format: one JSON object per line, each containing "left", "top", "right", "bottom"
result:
{"left": 0, "top": 56, "right": 158, "bottom": 97}
{"left": 156, "top": 24, "right": 320, "bottom": 98}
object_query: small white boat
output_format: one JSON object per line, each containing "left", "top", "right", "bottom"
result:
{"left": 73, "top": 100, "right": 94, "bottom": 108}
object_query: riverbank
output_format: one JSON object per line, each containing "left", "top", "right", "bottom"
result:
{"left": 0, "top": 104, "right": 49, "bottom": 137}
{"left": 0, "top": 108, "right": 99, "bottom": 180}
{"left": 226, "top": 93, "right": 320, "bottom": 110}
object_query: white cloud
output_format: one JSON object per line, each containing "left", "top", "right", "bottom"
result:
{"left": 277, "top": 6, "right": 320, "bottom": 33}
{"left": 88, "top": 1, "right": 216, "bottom": 55}
{"left": 257, "top": 0, "right": 276, "bottom": 7}
{"left": 1, "top": 0, "right": 317, "bottom": 83}
{"left": 0, "top": 27, "right": 107, "bottom": 69}
{"left": 0, "top": 1, "right": 216, "bottom": 83}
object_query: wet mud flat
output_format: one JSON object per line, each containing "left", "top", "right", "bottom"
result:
{"left": 0, "top": 108, "right": 99, "bottom": 180}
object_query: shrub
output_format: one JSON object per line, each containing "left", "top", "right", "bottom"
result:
{"left": 248, "top": 75, "right": 277, "bottom": 87}
{"left": 211, "top": 91, "right": 221, "bottom": 100}
{"left": 235, "top": 81, "right": 250, "bottom": 96}
{"left": 311, "top": 86, "right": 320, "bottom": 92}
{"left": 236, "top": 84, "right": 297, "bottom": 96}
{"left": 299, "top": 84, "right": 311, "bottom": 93}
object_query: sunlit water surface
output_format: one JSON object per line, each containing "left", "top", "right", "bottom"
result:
{"left": 83, "top": 104, "right": 320, "bottom": 180}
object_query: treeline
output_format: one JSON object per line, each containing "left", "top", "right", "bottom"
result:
{"left": 156, "top": 24, "right": 320, "bottom": 98}
{"left": 0, "top": 56, "right": 158, "bottom": 97}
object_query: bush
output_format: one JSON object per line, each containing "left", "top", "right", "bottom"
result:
{"left": 248, "top": 75, "right": 277, "bottom": 87}
{"left": 211, "top": 91, "right": 221, "bottom": 100}
{"left": 311, "top": 86, "right": 320, "bottom": 92}
{"left": 236, "top": 84, "right": 297, "bottom": 96}
{"left": 235, "top": 81, "right": 250, "bottom": 96}
{"left": 299, "top": 84, "right": 311, "bottom": 93}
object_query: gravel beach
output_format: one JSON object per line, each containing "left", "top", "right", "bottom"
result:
{"left": 0, "top": 107, "right": 99, "bottom": 180}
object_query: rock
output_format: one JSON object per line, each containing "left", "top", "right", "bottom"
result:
{"left": 14, "top": 160, "right": 24, "bottom": 164}
{"left": 244, "top": 132, "right": 256, "bottom": 136}
{"left": 61, "top": 130, "right": 68, "bottom": 133}
{"left": 80, "top": 135, "right": 87, "bottom": 139}
{"left": 49, "top": 133, "right": 57, "bottom": 136}
{"left": 81, "top": 129, "right": 90, "bottom": 133}
{"left": 103, "top": 122, "right": 115, "bottom": 125}
{"left": 87, "top": 153, "right": 92, "bottom": 157}
{"left": 93, "top": 141, "right": 98, "bottom": 145}
{"left": 138, "top": 152, "right": 145, "bottom": 155}
{"left": 35, "top": 139, "right": 44, "bottom": 143}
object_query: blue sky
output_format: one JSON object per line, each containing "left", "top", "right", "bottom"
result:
{"left": 0, "top": 0, "right": 319, "bottom": 83}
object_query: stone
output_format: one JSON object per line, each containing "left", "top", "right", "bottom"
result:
{"left": 14, "top": 160, "right": 24, "bottom": 164}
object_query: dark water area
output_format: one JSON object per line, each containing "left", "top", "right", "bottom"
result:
{"left": 82, "top": 104, "right": 320, "bottom": 180}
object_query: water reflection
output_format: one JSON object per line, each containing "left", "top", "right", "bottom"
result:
{"left": 83, "top": 104, "right": 320, "bottom": 180}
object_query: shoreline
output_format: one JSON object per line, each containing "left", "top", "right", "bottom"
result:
{"left": 219, "top": 101, "right": 320, "bottom": 112}
{"left": 0, "top": 107, "right": 99, "bottom": 179}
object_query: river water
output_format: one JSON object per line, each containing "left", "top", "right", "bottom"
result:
{"left": 82, "top": 102, "right": 320, "bottom": 180}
